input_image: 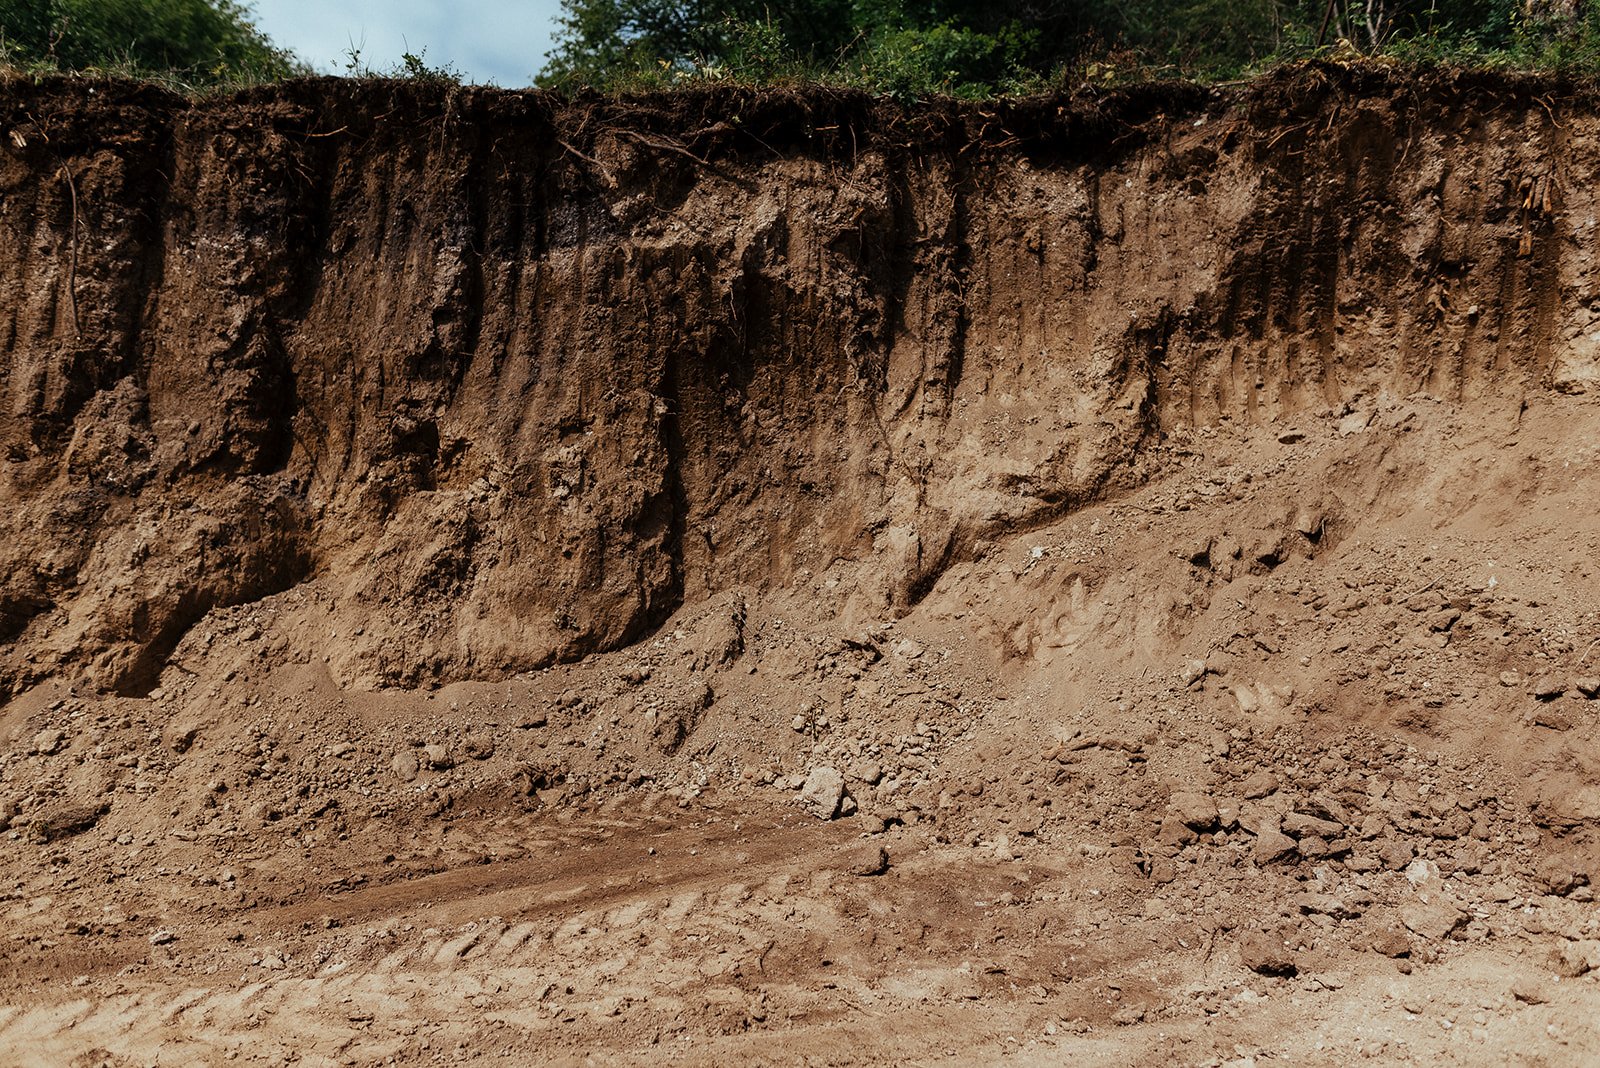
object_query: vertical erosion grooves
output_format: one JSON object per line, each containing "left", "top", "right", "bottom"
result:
{"left": 0, "top": 72, "right": 1594, "bottom": 694}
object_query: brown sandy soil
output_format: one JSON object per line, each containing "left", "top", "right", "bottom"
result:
{"left": 2, "top": 64, "right": 1600, "bottom": 1065}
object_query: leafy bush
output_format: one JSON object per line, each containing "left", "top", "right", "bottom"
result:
{"left": 0, "top": 0, "right": 300, "bottom": 84}
{"left": 852, "top": 22, "right": 1035, "bottom": 100}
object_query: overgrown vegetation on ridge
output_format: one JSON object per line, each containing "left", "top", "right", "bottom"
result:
{"left": 538, "top": 0, "right": 1600, "bottom": 96}
{"left": 0, "top": 0, "right": 302, "bottom": 88}
{"left": 2, "top": 0, "right": 1600, "bottom": 98}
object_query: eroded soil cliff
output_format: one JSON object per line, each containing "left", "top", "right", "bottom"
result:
{"left": 2, "top": 65, "right": 1600, "bottom": 1066}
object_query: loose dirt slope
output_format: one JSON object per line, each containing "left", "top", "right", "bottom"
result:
{"left": 1, "top": 64, "right": 1598, "bottom": 1066}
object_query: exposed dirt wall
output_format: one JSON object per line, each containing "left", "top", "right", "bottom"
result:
{"left": 1, "top": 66, "right": 1595, "bottom": 698}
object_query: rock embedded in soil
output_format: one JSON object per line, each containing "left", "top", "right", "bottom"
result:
{"left": 799, "top": 766, "right": 847, "bottom": 820}
{"left": 1576, "top": 676, "right": 1600, "bottom": 699}
{"left": 1531, "top": 707, "right": 1574, "bottom": 731}
{"left": 392, "top": 751, "right": 420, "bottom": 782}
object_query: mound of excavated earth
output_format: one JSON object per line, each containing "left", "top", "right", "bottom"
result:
{"left": 1, "top": 64, "right": 1598, "bottom": 1065}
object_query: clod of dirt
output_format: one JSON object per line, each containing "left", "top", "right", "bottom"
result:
{"left": 29, "top": 803, "right": 107, "bottom": 843}
{"left": 1168, "top": 791, "right": 1219, "bottom": 831}
{"left": 1535, "top": 856, "right": 1591, "bottom": 897}
{"left": 840, "top": 843, "right": 889, "bottom": 876}
{"left": 1239, "top": 933, "right": 1298, "bottom": 977}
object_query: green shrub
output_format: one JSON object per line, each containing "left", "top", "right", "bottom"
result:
{"left": 0, "top": 0, "right": 300, "bottom": 84}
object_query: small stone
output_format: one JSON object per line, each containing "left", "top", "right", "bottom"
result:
{"left": 1254, "top": 829, "right": 1298, "bottom": 865}
{"left": 1239, "top": 933, "right": 1297, "bottom": 976}
{"left": 1240, "top": 770, "right": 1279, "bottom": 799}
{"left": 1180, "top": 659, "right": 1207, "bottom": 686}
{"left": 841, "top": 843, "right": 889, "bottom": 876}
{"left": 1511, "top": 979, "right": 1551, "bottom": 1005}
{"left": 1498, "top": 671, "right": 1521, "bottom": 688}
{"left": 799, "top": 766, "right": 846, "bottom": 820}
{"left": 1337, "top": 411, "right": 1370, "bottom": 436}
{"left": 1170, "top": 790, "right": 1219, "bottom": 831}
{"left": 1111, "top": 1006, "right": 1146, "bottom": 1026}
{"left": 463, "top": 737, "right": 496, "bottom": 761}
{"left": 421, "top": 744, "right": 452, "bottom": 770}
{"left": 1277, "top": 428, "right": 1306, "bottom": 444}
{"left": 149, "top": 929, "right": 176, "bottom": 946}
{"left": 31, "top": 728, "right": 65, "bottom": 755}
{"left": 1404, "top": 859, "right": 1440, "bottom": 887}
{"left": 1531, "top": 676, "right": 1566, "bottom": 700}
{"left": 392, "top": 751, "right": 420, "bottom": 782}
{"left": 1575, "top": 676, "right": 1600, "bottom": 699}
{"left": 791, "top": 715, "right": 808, "bottom": 732}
